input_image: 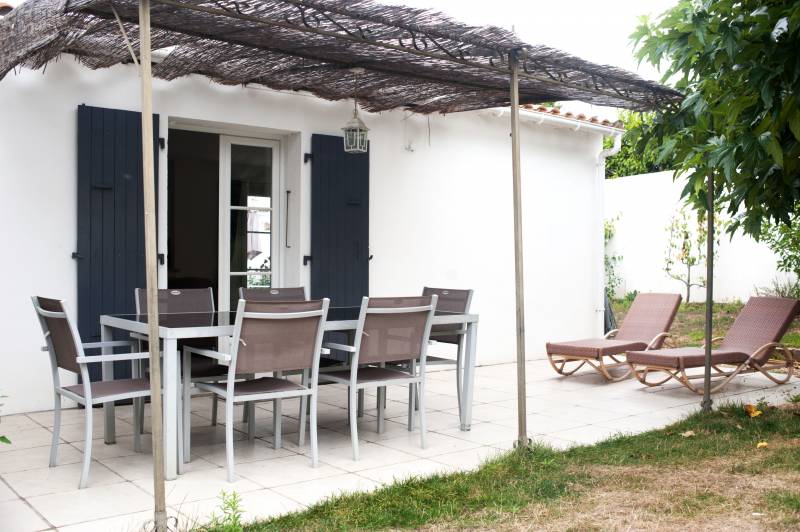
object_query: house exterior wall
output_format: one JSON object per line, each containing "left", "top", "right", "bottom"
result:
{"left": 605, "top": 171, "right": 785, "bottom": 302}
{"left": 0, "top": 58, "right": 605, "bottom": 414}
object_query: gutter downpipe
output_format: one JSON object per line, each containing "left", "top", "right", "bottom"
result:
{"left": 596, "top": 132, "right": 622, "bottom": 334}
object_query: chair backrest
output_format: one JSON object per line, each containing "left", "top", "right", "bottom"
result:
{"left": 615, "top": 293, "right": 682, "bottom": 346}
{"left": 354, "top": 295, "right": 437, "bottom": 365}
{"left": 135, "top": 287, "right": 215, "bottom": 314}
{"left": 422, "top": 287, "right": 473, "bottom": 344}
{"left": 721, "top": 297, "right": 800, "bottom": 361}
{"left": 239, "top": 286, "right": 307, "bottom": 302}
{"left": 31, "top": 296, "right": 82, "bottom": 374}
{"left": 230, "top": 298, "right": 329, "bottom": 375}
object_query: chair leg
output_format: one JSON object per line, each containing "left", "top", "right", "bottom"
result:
{"left": 349, "top": 385, "right": 360, "bottom": 461}
{"left": 49, "top": 392, "right": 61, "bottom": 467}
{"left": 408, "top": 359, "right": 417, "bottom": 431}
{"left": 242, "top": 374, "right": 255, "bottom": 423}
{"left": 273, "top": 399, "right": 282, "bottom": 450}
{"left": 79, "top": 403, "right": 93, "bottom": 489}
{"left": 298, "top": 370, "right": 309, "bottom": 447}
{"left": 418, "top": 380, "right": 427, "bottom": 449}
{"left": 247, "top": 402, "right": 256, "bottom": 441}
{"left": 211, "top": 394, "right": 219, "bottom": 426}
{"left": 377, "top": 386, "right": 386, "bottom": 434}
{"left": 456, "top": 339, "right": 464, "bottom": 407}
{"left": 310, "top": 391, "right": 319, "bottom": 467}
{"left": 133, "top": 396, "right": 142, "bottom": 453}
{"left": 182, "top": 354, "right": 192, "bottom": 462}
{"left": 357, "top": 389, "right": 365, "bottom": 418}
{"left": 225, "top": 397, "right": 235, "bottom": 482}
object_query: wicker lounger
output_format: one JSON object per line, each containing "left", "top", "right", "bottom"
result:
{"left": 545, "top": 293, "right": 682, "bottom": 381}
{"left": 627, "top": 296, "right": 800, "bottom": 394}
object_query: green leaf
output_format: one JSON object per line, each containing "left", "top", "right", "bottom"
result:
{"left": 790, "top": 109, "right": 800, "bottom": 142}
{"left": 759, "top": 132, "right": 784, "bottom": 168}
{"left": 0, "top": 436, "right": 10, "bottom": 445}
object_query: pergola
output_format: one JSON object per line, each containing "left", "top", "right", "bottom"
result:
{"left": 1, "top": 1, "right": 684, "bottom": 528}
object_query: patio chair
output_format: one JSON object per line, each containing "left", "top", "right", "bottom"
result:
{"left": 627, "top": 296, "right": 800, "bottom": 394}
{"left": 422, "top": 287, "right": 473, "bottom": 404}
{"left": 184, "top": 298, "right": 329, "bottom": 482}
{"left": 545, "top": 293, "right": 681, "bottom": 381}
{"left": 134, "top": 288, "right": 231, "bottom": 428}
{"left": 32, "top": 296, "right": 152, "bottom": 489}
{"left": 318, "top": 295, "right": 437, "bottom": 460}
{"left": 239, "top": 286, "right": 307, "bottom": 301}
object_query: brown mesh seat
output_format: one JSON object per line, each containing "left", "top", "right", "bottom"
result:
{"left": 188, "top": 298, "right": 329, "bottom": 482}
{"left": 239, "top": 286, "right": 307, "bottom": 302}
{"left": 318, "top": 295, "right": 438, "bottom": 461}
{"left": 32, "top": 296, "right": 152, "bottom": 489}
{"left": 63, "top": 378, "right": 152, "bottom": 399}
{"left": 546, "top": 339, "right": 649, "bottom": 359}
{"left": 546, "top": 293, "right": 682, "bottom": 381}
{"left": 628, "top": 297, "right": 800, "bottom": 394}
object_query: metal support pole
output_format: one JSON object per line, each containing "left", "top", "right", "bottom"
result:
{"left": 701, "top": 171, "right": 714, "bottom": 413}
{"left": 139, "top": 0, "right": 168, "bottom": 529}
{"left": 509, "top": 52, "right": 528, "bottom": 446}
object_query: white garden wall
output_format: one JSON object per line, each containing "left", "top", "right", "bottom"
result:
{"left": 0, "top": 57, "right": 607, "bottom": 414}
{"left": 605, "top": 171, "right": 786, "bottom": 303}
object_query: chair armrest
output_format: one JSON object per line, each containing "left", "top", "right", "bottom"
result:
{"left": 646, "top": 332, "right": 670, "bottom": 350}
{"left": 129, "top": 332, "right": 148, "bottom": 341}
{"left": 76, "top": 351, "right": 151, "bottom": 364}
{"left": 604, "top": 329, "right": 619, "bottom": 339}
{"left": 430, "top": 329, "right": 466, "bottom": 338}
{"left": 82, "top": 340, "right": 137, "bottom": 350}
{"left": 321, "top": 347, "right": 331, "bottom": 355}
{"left": 323, "top": 342, "right": 357, "bottom": 353}
{"left": 184, "top": 346, "right": 231, "bottom": 364}
{"left": 700, "top": 336, "right": 725, "bottom": 349}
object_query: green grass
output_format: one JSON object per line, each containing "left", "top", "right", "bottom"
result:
{"left": 195, "top": 403, "right": 800, "bottom": 531}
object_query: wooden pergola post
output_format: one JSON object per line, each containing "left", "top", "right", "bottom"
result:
{"left": 701, "top": 171, "right": 715, "bottom": 412}
{"left": 138, "top": 0, "right": 168, "bottom": 529}
{"left": 509, "top": 51, "right": 528, "bottom": 446}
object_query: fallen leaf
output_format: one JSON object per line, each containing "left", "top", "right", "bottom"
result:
{"left": 757, "top": 441, "right": 768, "bottom": 449}
{"left": 735, "top": 424, "right": 743, "bottom": 430}
{"left": 744, "top": 404, "right": 763, "bottom": 418}
{"left": 681, "top": 430, "right": 696, "bottom": 438}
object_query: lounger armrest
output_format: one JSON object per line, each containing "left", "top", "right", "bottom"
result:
{"left": 76, "top": 351, "right": 151, "bottom": 364}
{"left": 747, "top": 342, "right": 791, "bottom": 364}
{"left": 700, "top": 336, "right": 725, "bottom": 349}
{"left": 646, "top": 332, "right": 670, "bottom": 350}
{"left": 323, "top": 342, "right": 356, "bottom": 353}
{"left": 82, "top": 340, "right": 137, "bottom": 350}
{"left": 603, "top": 329, "right": 619, "bottom": 339}
{"left": 184, "top": 346, "right": 231, "bottom": 364}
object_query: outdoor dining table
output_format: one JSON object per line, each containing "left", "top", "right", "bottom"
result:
{"left": 99, "top": 306, "right": 479, "bottom": 479}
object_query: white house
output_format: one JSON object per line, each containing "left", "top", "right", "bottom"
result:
{"left": 0, "top": 0, "right": 683, "bottom": 416}
{"left": 0, "top": 56, "right": 625, "bottom": 414}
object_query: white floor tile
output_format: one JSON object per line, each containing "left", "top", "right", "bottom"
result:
{"left": 134, "top": 467, "right": 261, "bottom": 504}
{"left": 27, "top": 481, "right": 153, "bottom": 527}
{"left": 2, "top": 461, "right": 124, "bottom": 498}
{"left": 430, "top": 446, "right": 504, "bottom": 471}
{"left": 0, "top": 498, "right": 50, "bottom": 531}
{"left": 235, "top": 454, "right": 344, "bottom": 488}
{"left": 312, "top": 441, "right": 417, "bottom": 472}
{"left": 357, "top": 458, "right": 455, "bottom": 484}
{"left": 378, "top": 431, "right": 481, "bottom": 458}
{"left": 0, "top": 444, "right": 82, "bottom": 474}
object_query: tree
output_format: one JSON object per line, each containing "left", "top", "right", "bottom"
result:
{"left": 762, "top": 208, "right": 800, "bottom": 279}
{"left": 604, "top": 217, "right": 623, "bottom": 298}
{"left": 664, "top": 204, "right": 722, "bottom": 303}
{"left": 604, "top": 111, "right": 669, "bottom": 178}
{"left": 630, "top": 1, "right": 800, "bottom": 237}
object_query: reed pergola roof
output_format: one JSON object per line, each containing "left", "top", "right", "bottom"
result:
{"left": 0, "top": 0, "right": 681, "bottom": 113}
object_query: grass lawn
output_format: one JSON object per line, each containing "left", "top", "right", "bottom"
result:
{"left": 611, "top": 300, "right": 800, "bottom": 348}
{"left": 201, "top": 401, "right": 800, "bottom": 531}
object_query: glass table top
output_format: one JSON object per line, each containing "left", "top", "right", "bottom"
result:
{"left": 105, "top": 307, "right": 464, "bottom": 328}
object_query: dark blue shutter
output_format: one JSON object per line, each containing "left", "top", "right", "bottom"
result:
{"left": 309, "top": 134, "right": 369, "bottom": 307}
{"left": 76, "top": 105, "right": 159, "bottom": 380}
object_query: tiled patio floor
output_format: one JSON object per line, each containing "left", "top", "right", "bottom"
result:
{"left": 2, "top": 358, "right": 798, "bottom": 531}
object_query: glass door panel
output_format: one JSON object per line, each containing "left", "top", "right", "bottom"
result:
{"left": 220, "top": 137, "right": 280, "bottom": 311}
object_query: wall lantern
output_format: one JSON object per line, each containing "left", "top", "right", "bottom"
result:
{"left": 342, "top": 67, "right": 369, "bottom": 153}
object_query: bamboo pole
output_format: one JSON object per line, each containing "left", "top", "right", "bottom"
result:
{"left": 509, "top": 52, "right": 528, "bottom": 446}
{"left": 701, "top": 171, "right": 714, "bottom": 413}
{"left": 138, "top": 0, "right": 168, "bottom": 529}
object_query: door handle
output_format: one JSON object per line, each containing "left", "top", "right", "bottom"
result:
{"left": 303, "top": 255, "right": 312, "bottom": 266}
{"left": 71, "top": 252, "right": 84, "bottom": 260}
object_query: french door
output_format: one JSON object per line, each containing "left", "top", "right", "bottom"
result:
{"left": 218, "top": 136, "right": 281, "bottom": 311}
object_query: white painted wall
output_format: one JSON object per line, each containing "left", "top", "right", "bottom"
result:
{"left": 605, "top": 171, "right": 786, "bottom": 303}
{"left": 0, "top": 57, "right": 606, "bottom": 414}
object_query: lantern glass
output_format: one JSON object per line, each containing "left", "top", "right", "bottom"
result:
{"left": 342, "top": 111, "right": 369, "bottom": 153}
